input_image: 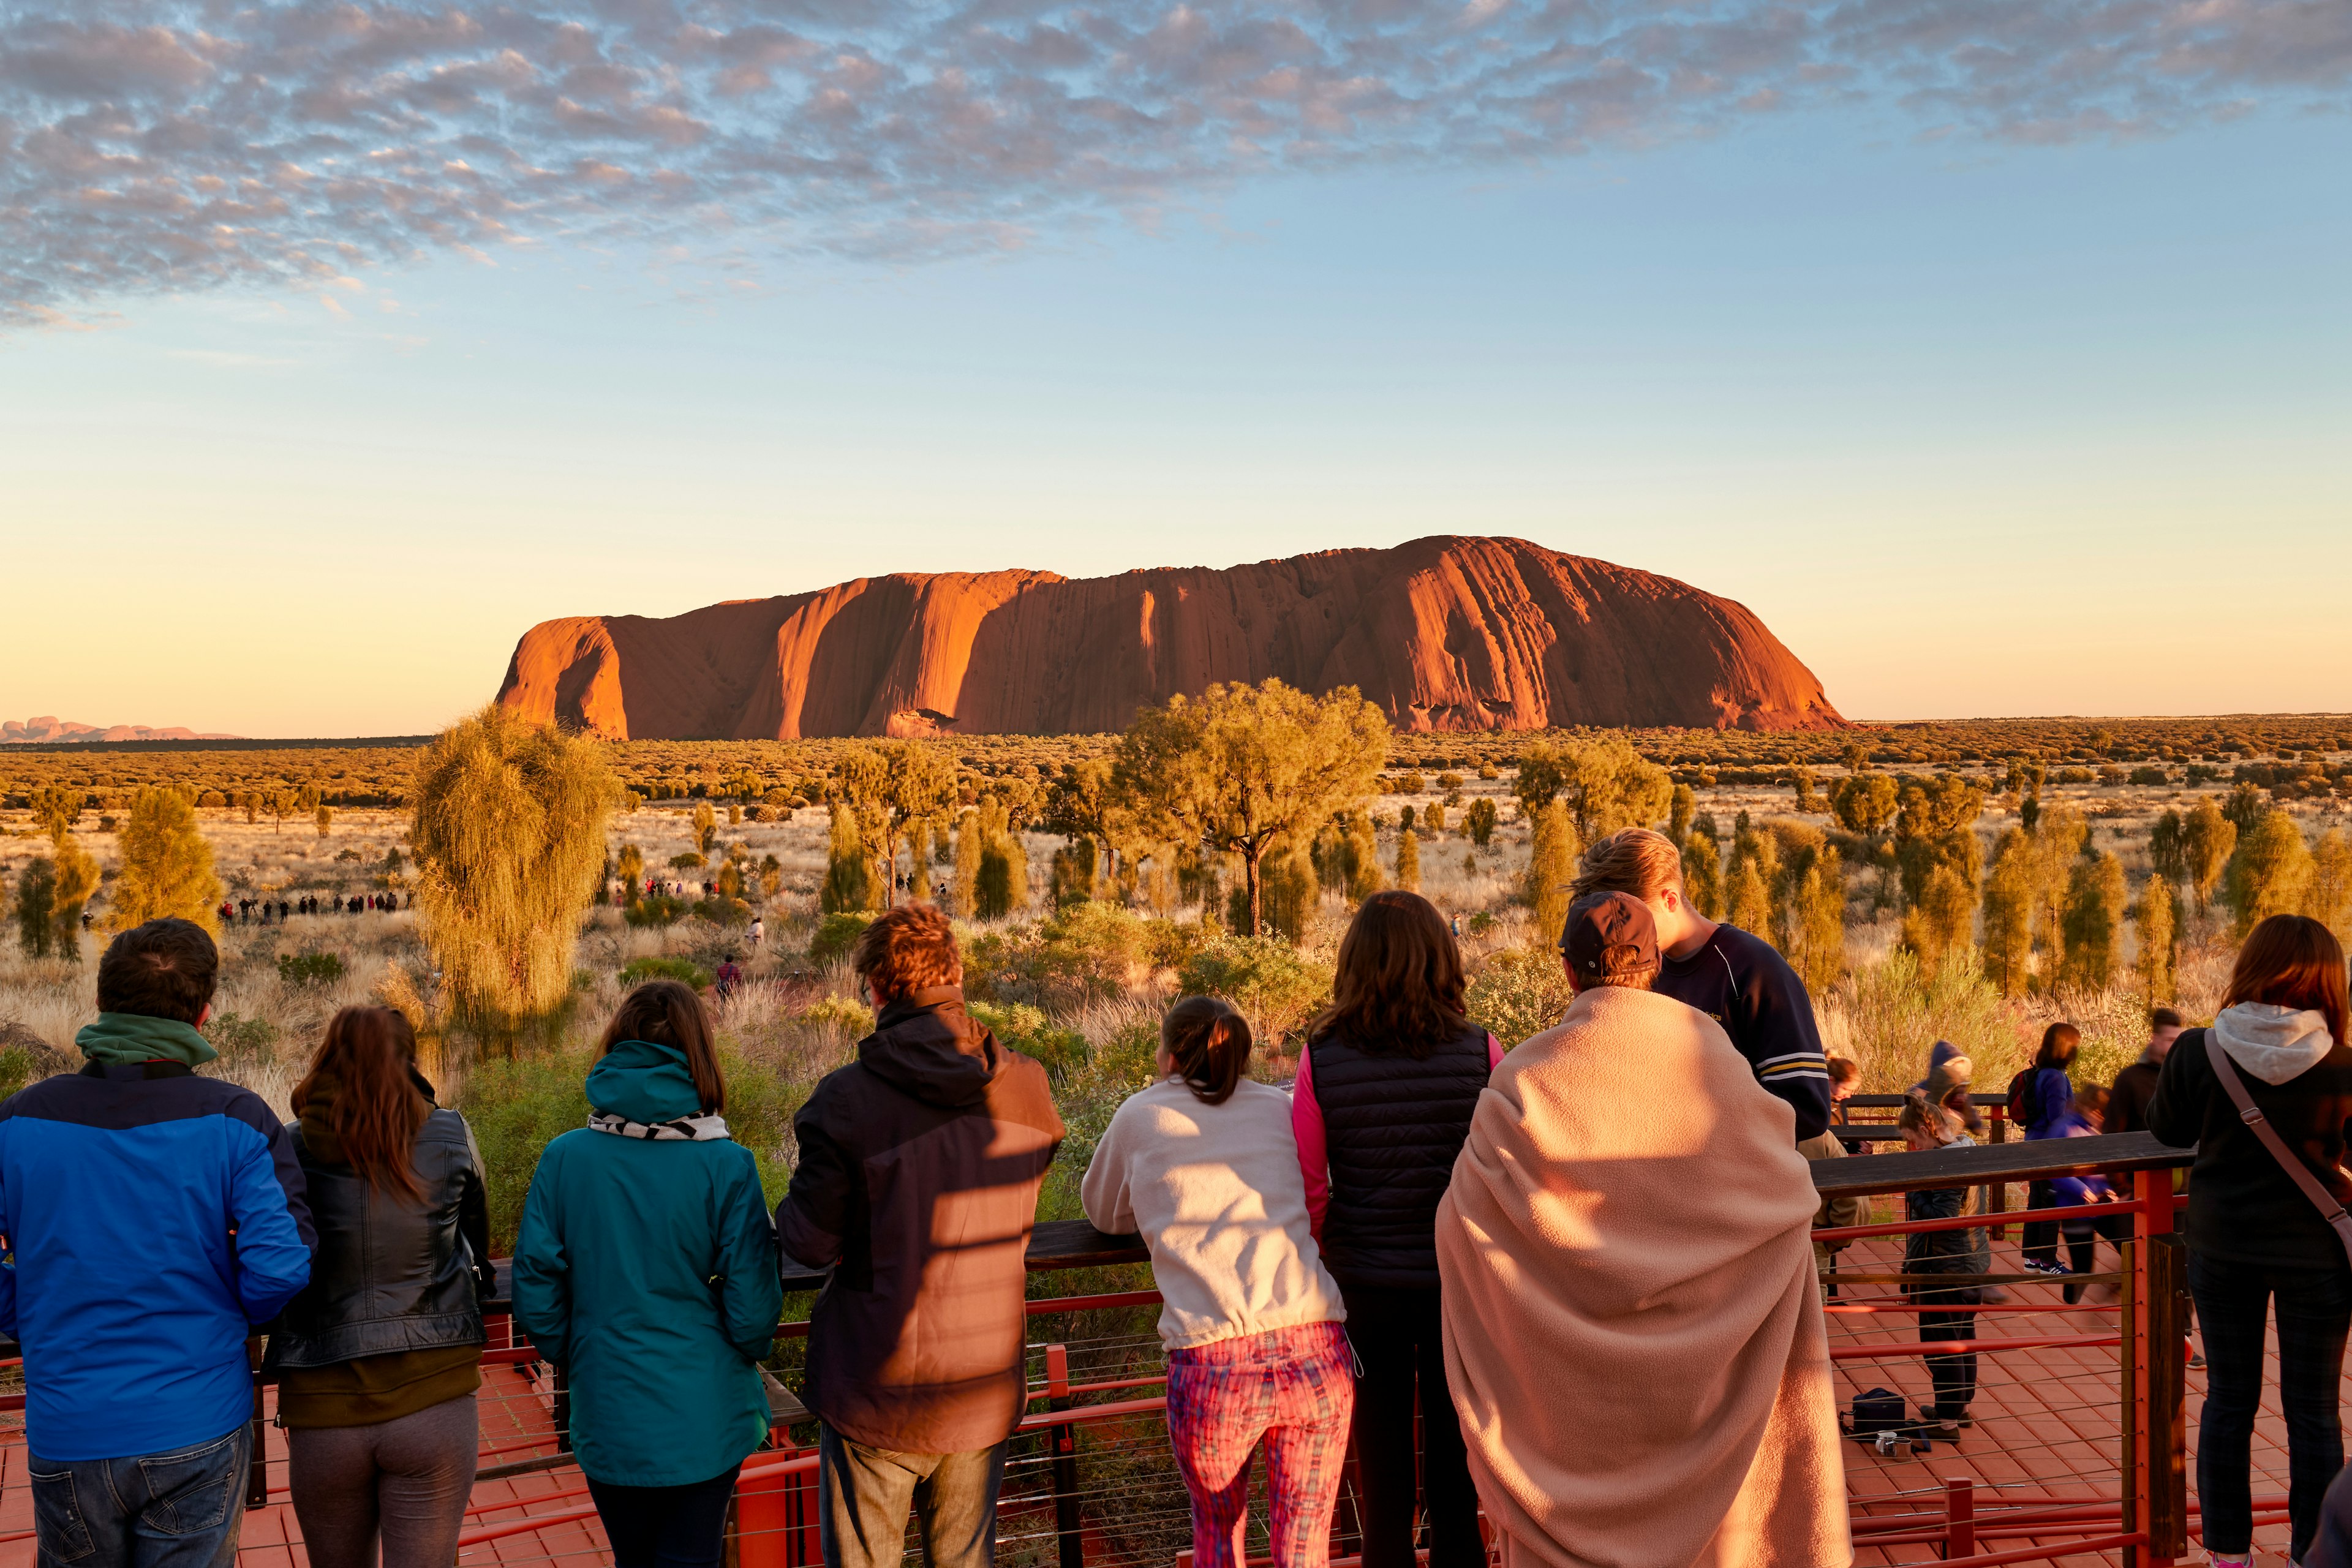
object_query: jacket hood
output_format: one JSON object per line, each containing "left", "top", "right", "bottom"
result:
{"left": 586, "top": 1039, "right": 707, "bottom": 1123}
{"left": 859, "top": 987, "right": 1000, "bottom": 1109}
{"left": 2211, "top": 1003, "right": 2335, "bottom": 1086}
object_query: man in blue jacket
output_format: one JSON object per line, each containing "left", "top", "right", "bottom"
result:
{"left": 1, "top": 918, "right": 314, "bottom": 1568}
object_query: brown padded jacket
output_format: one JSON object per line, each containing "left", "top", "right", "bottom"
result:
{"left": 777, "top": 986, "right": 1065, "bottom": 1453}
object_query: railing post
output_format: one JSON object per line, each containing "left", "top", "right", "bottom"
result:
{"left": 1047, "top": 1344, "right": 1085, "bottom": 1568}
{"left": 1943, "top": 1476, "right": 1974, "bottom": 1559}
{"left": 1988, "top": 1112, "right": 2009, "bottom": 1238}
{"left": 244, "top": 1336, "right": 268, "bottom": 1510}
{"left": 2127, "top": 1168, "right": 2187, "bottom": 1567}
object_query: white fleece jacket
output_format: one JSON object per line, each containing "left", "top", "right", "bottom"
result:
{"left": 1081, "top": 1076, "right": 1346, "bottom": 1351}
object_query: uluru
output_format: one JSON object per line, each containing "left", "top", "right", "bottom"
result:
{"left": 494, "top": 536, "right": 1845, "bottom": 739}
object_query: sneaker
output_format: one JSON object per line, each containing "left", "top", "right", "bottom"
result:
{"left": 2022, "top": 1258, "right": 2071, "bottom": 1277}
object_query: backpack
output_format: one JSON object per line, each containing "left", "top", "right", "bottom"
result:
{"left": 1848, "top": 1387, "right": 1906, "bottom": 1438}
{"left": 2007, "top": 1069, "right": 2035, "bottom": 1130}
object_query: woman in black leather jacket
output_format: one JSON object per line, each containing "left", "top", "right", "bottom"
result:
{"left": 267, "top": 1006, "right": 494, "bottom": 1568}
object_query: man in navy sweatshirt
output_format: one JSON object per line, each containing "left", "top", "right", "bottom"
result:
{"left": 1, "top": 918, "right": 314, "bottom": 1568}
{"left": 1568, "top": 828, "right": 1834, "bottom": 1142}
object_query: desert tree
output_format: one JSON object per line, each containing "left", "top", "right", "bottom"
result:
{"left": 2180, "top": 800, "right": 2236, "bottom": 916}
{"left": 2026, "top": 802, "right": 2089, "bottom": 981}
{"left": 615, "top": 844, "right": 644, "bottom": 904}
{"left": 111, "top": 789, "right": 224, "bottom": 933}
{"left": 1423, "top": 802, "right": 1447, "bottom": 835}
{"left": 1253, "top": 839, "right": 1319, "bottom": 942}
{"left": 1044, "top": 758, "right": 1133, "bottom": 892}
{"left": 973, "top": 799, "right": 1030, "bottom": 919}
{"left": 1777, "top": 838, "right": 1847, "bottom": 992}
{"left": 691, "top": 802, "right": 718, "bottom": 857}
{"left": 1900, "top": 864, "right": 1976, "bottom": 979}
{"left": 2307, "top": 828, "right": 2352, "bottom": 941}
{"left": 1842, "top": 741, "right": 1872, "bottom": 774}
{"left": 837, "top": 742, "right": 958, "bottom": 907}
{"left": 409, "top": 705, "right": 619, "bottom": 1039}
{"left": 1980, "top": 828, "right": 2036, "bottom": 998}
{"left": 1555, "top": 734, "right": 1673, "bottom": 843}
{"left": 2131, "top": 873, "right": 2179, "bottom": 1007}
{"left": 1344, "top": 810, "right": 1384, "bottom": 902}
{"left": 822, "top": 803, "right": 873, "bottom": 914}
{"left": 1394, "top": 821, "right": 1422, "bottom": 894}
{"left": 2060, "top": 852, "right": 2128, "bottom": 990}
{"left": 1670, "top": 783, "right": 1697, "bottom": 843}
{"left": 2222, "top": 782, "right": 2267, "bottom": 837}
{"left": 49, "top": 835, "right": 100, "bottom": 961}
{"left": 1681, "top": 829, "right": 1725, "bottom": 920}
{"left": 1830, "top": 774, "right": 1900, "bottom": 842}
{"left": 1790, "top": 767, "right": 1820, "bottom": 815}
{"left": 1464, "top": 797, "right": 1498, "bottom": 849}
{"left": 2228, "top": 808, "right": 2314, "bottom": 936}
{"left": 1893, "top": 775, "right": 1985, "bottom": 910}
{"left": 1727, "top": 857, "right": 1774, "bottom": 940}
{"left": 2147, "top": 810, "right": 2187, "bottom": 886}
{"left": 1111, "top": 679, "right": 1387, "bottom": 939}
{"left": 29, "top": 785, "right": 83, "bottom": 846}
{"left": 14, "top": 859, "right": 56, "bottom": 959}
{"left": 315, "top": 802, "right": 334, "bottom": 837}
{"left": 1525, "top": 801, "right": 1576, "bottom": 946}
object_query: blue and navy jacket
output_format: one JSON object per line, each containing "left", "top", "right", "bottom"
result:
{"left": 0, "top": 1061, "right": 315, "bottom": 1461}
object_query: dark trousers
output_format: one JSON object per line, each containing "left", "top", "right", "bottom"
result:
{"left": 586, "top": 1463, "right": 741, "bottom": 1568}
{"left": 2022, "top": 1181, "right": 2060, "bottom": 1267}
{"left": 1340, "top": 1285, "right": 1482, "bottom": 1568}
{"left": 815, "top": 1425, "right": 1006, "bottom": 1568}
{"left": 2188, "top": 1251, "right": 2352, "bottom": 1560}
{"left": 1919, "top": 1310, "right": 1978, "bottom": 1418}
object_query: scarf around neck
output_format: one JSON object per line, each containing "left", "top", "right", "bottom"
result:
{"left": 77, "top": 1011, "right": 219, "bottom": 1066}
{"left": 586, "top": 1109, "right": 733, "bottom": 1141}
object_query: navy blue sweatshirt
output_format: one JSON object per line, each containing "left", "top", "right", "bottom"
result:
{"left": 1653, "top": 923, "right": 1833, "bottom": 1142}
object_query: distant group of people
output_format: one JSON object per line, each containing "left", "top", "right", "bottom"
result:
{"left": 219, "top": 891, "right": 408, "bottom": 924}
{"left": 15, "top": 821, "right": 2352, "bottom": 1568}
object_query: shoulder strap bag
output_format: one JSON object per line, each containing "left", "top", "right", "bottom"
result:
{"left": 2207, "top": 1039, "right": 2352, "bottom": 1268}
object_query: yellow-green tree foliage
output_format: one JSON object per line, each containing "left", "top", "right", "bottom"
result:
{"left": 837, "top": 742, "right": 958, "bottom": 908}
{"left": 1727, "top": 857, "right": 1774, "bottom": 939}
{"left": 1394, "top": 822, "right": 1421, "bottom": 893}
{"left": 1670, "top": 783, "right": 1697, "bottom": 842}
{"left": 822, "top": 802, "right": 873, "bottom": 914}
{"left": 410, "top": 706, "right": 617, "bottom": 1036}
{"left": 2181, "top": 799, "right": 2236, "bottom": 916}
{"left": 2026, "top": 803, "right": 2089, "bottom": 981}
{"left": 1777, "top": 837, "right": 1847, "bottom": 992}
{"left": 1893, "top": 775, "right": 1985, "bottom": 909}
{"left": 952, "top": 806, "right": 984, "bottom": 914}
{"left": 692, "top": 802, "right": 718, "bottom": 856}
{"left": 1681, "top": 830, "right": 1724, "bottom": 919}
{"left": 2229, "top": 809, "right": 2313, "bottom": 935}
{"left": 50, "top": 835, "right": 100, "bottom": 960}
{"left": 1901, "top": 863, "right": 1976, "bottom": 978}
{"left": 1111, "top": 678, "right": 1387, "bottom": 939}
{"left": 15, "top": 859, "right": 57, "bottom": 959}
{"left": 2060, "top": 851, "right": 2128, "bottom": 990}
{"left": 315, "top": 802, "right": 334, "bottom": 837}
{"left": 1829, "top": 774, "right": 1899, "bottom": 839}
{"left": 1345, "top": 811, "right": 1383, "bottom": 902}
{"left": 112, "top": 788, "right": 223, "bottom": 933}
{"left": 973, "top": 799, "right": 1029, "bottom": 919}
{"left": 1553, "top": 734, "right": 1673, "bottom": 843}
{"left": 2132, "top": 873, "right": 2179, "bottom": 1006}
{"left": 29, "top": 785, "right": 83, "bottom": 845}
{"left": 1464, "top": 797, "right": 1497, "bottom": 849}
{"left": 1254, "top": 840, "right": 1319, "bottom": 943}
{"left": 2307, "top": 828, "right": 2352, "bottom": 941}
{"left": 1525, "top": 801, "right": 1576, "bottom": 946}
{"left": 1979, "top": 827, "right": 2036, "bottom": 998}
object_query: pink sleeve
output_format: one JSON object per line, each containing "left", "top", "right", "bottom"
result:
{"left": 1487, "top": 1031, "right": 1505, "bottom": 1069}
{"left": 1292, "top": 1047, "right": 1330, "bottom": 1238}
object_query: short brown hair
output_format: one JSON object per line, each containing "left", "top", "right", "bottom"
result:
{"left": 1570, "top": 828, "right": 1686, "bottom": 904}
{"left": 1826, "top": 1056, "right": 1861, "bottom": 1087}
{"left": 2150, "top": 1006, "right": 2186, "bottom": 1031}
{"left": 1307, "top": 891, "right": 1468, "bottom": 1058}
{"left": 2225, "top": 914, "right": 2350, "bottom": 1054}
{"left": 1899, "top": 1090, "right": 1961, "bottom": 1145}
{"left": 96, "top": 918, "right": 218, "bottom": 1023}
{"left": 851, "top": 902, "right": 962, "bottom": 999}
{"left": 1162, "top": 995, "right": 1251, "bottom": 1106}
{"left": 600, "top": 980, "right": 726, "bottom": 1113}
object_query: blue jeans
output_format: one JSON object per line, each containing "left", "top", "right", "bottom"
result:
{"left": 2189, "top": 1251, "right": 2352, "bottom": 1560}
{"left": 29, "top": 1427, "right": 251, "bottom": 1568}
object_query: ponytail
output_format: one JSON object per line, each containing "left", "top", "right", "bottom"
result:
{"left": 1162, "top": 995, "right": 1251, "bottom": 1106}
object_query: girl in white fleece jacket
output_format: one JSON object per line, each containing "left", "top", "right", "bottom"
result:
{"left": 1081, "top": 997, "right": 1351, "bottom": 1568}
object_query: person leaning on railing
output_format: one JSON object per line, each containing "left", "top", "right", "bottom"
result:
{"left": 1898, "top": 1091, "right": 1991, "bottom": 1443}
{"left": 511, "top": 981, "right": 785, "bottom": 1568}
{"left": 2147, "top": 914, "right": 2352, "bottom": 1568}
{"left": 1082, "top": 996, "right": 1351, "bottom": 1568}
{"left": 2011, "top": 1022, "right": 2081, "bottom": 1278}
{"left": 265, "top": 1006, "right": 497, "bottom": 1568}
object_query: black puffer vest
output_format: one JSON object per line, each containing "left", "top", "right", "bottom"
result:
{"left": 265, "top": 1104, "right": 492, "bottom": 1370}
{"left": 1310, "top": 1023, "right": 1491, "bottom": 1290}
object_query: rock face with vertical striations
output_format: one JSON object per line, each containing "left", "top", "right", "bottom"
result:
{"left": 495, "top": 536, "right": 1845, "bottom": 739}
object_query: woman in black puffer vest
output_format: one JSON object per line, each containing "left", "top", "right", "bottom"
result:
{"left": 266, "top": 1006, "right": 495, "bottom": 1568}
{"left": 1292, "top": 891, "right": 1497, "bottom": 1568}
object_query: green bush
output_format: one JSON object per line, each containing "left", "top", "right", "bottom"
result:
{"left": 461, "top": 1049, "right": 593, "bottom": 1254}
{"left": 1466, "top": 947, "right": 1572, "bottom": 1050}
{"left": 1174, "top": 935, "right": 1332, "bottom": 1047}
{"left": 276, "top": 951, "right": 347, "bottom": 989}
{"left": 969, "top": 1000, "right": 1090, "bottom": 1082}
{"left": 797, "top": 995, "right": 875, "bottom": 1036}
{"left": 618, "top": 956, "right": 714, "bottom": 990}
{"left": 206, "top": 1011, "right": 280, "bottom": 1055}
{"left": 0, "top": 1044, "right": 34, "bottom": 1099}
{"left": 624, "top": 894, "right": 690, "bottom": 927}
{"left": 809, "top": 913, "right": 873, "bottom": 970}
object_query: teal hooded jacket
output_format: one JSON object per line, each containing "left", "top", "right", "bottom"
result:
{"left": 511, "top": 1040, "right": 783, "bottom": 1486}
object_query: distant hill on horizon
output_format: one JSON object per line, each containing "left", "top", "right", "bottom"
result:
{"left": 494, "top": 535, "right": 1847, "bottom": 740}
{"left": 4, "top": 715, "right": 243, "bottom": 744}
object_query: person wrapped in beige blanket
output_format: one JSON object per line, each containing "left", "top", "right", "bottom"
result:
{"left": 1437, "top": 892, "right": 1851, "bottom": 1568}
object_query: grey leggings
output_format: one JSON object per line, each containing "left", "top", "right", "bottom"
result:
{"left": 287, "top": 1394, "right": 479, "bottom": 1568}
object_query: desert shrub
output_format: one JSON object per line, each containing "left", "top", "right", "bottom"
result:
{"left": 207, "top": 1011, "right": 281, "bottom": 1056}
{"left": 619, "top": 956, "right": 715, "bottom": 990}
{"left": 276, "top": 951, "right": 348, "bottom": 989}
{"left": 809, "top": 913, "right": 873, "bottom": 970}
{"left": 1815, "top": 949, "right": 2021, "bottom": 1093}
{"left": 0, "top": 1044, "right": 34, "bottom": 1098}
{"left": 624, "top": 893, "right": 690, "bottom": 927}
{"left": 1466, "top": 946, "right": 1573, "bottom": 1049}
{"left": 1174, "top": 935, "right": 1332, "bottom": 1048}
{"left": 670, "top": 852, "right": 708, "bottom": 870}
{"left": 968, "top": 1000, "right": 1090, "bottom": 1082}
{"left": 797, "top": 995, "right": 875, "bottom": 1036}
{"left": 463, "top": 1048, "right": 592, "bottom": 1253}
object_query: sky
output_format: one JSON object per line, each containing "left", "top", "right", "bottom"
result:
{"left": 2, "top": 0, "right": 2348, "bottom": 737}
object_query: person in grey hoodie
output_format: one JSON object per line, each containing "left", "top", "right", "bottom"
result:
{"left": 2149, "top": 914, "right": 2352, "bottom": 1568}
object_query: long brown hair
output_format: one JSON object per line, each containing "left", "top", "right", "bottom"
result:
{"left": 2034, "top": 1022, "right": 2079, "bottom": 1071}
{"left": 2225, "top": 914, "right": 2350, "bottom": 1052}
{"left": 293, "top": 1007, "right": 429, "bottom": 1203}
{"left": 600, "top": 979, "right": 726, "bottom": 1112}
{"left": 1308, "top": 891, "right": 1469, "bottom": 1058}
{"left": 1162, "top": 995, "right": 1251, "bottom": 1106}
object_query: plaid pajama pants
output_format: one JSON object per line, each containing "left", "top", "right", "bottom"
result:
{"left": 1165, "top": 1321, "right": 1355, "bottom": 1568}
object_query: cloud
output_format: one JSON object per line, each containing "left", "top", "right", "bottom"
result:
{"left": 0, "top": 0, "right": 2342, "bottom": 326}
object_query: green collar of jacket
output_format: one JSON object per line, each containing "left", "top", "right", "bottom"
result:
{"left": 77, "top": 1011, "right": 219, "bottom": 1066}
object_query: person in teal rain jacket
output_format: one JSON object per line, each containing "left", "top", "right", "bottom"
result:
{"left": 513, "top": 980, "right": 783, "bottom": 1568}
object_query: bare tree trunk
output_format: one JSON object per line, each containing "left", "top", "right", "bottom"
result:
{"left": 1244, "top": 848, "right": 1263, "bottom": 938}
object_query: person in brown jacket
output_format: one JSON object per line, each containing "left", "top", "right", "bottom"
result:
{"left": 775, "top": 903, "right": 1065, "bottom": 1568}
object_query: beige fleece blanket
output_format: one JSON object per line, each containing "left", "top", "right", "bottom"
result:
{"left": 1437, "top": 986, "right": 1850, "bottom": 1568}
